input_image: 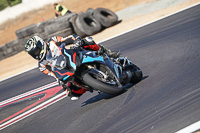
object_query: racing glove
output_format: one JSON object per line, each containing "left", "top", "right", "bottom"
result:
{"left": 97, "top": 45, "right": 106, "bottom": 55}
{"left": 73, "top": 38, "right": 83, "bottom": 48}
{"left": 97, "top": 45, "right": 120, "bottom": 58}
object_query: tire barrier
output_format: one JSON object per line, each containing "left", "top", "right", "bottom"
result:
{"left": 15, "top": 24, "right": 37, "bottom": 39}
{"left": 0, "top": 8, "right": 118, "bottom": 60}
{"left": 76, "top": 12, "right": 101, "bottom": 36}
{"left": 44, "top": 21, "right": 70, "bottom": 35}
{"left": 0, "top": 39, "right": 21, "bottom": 60}
{"left": 69, "top": 15, "right": 87, "bottom": 37}
{"left": 47, "top": 28, "right": 73, "bottom": 39}
{"left": 35, "top": 18, "right": 55, "bottom": 33}
{"left": 93, "top": 8, "right": 118, "bottom": 28}
{"left": 70, "top": 8, "right": 118, "bottom": 37}
{"left": 85, "top": 8, "right": 94, "bottom": 16}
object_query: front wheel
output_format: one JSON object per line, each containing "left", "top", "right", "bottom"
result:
{"left": 125, "top": 64, "right": 143, "bottom": 84}
{"left": 82, "top": 73, "right": 124, "bottom": 95}
{"left": 132, "top": 69, "right": 143, "bottom": 83}
{"left": 130, "top": 64, "right": 143, "bottom": 83}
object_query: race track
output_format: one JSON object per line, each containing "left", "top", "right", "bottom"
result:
{"left": 0, "top": 4, "right": 200, "bottom": 133}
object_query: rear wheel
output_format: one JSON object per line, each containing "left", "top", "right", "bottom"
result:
{"left": 82, "top": 73, "right": 123, "bottom": 95}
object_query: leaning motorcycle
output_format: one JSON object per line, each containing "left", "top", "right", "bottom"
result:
{"left": 50, "top": 47, "right": 143, "bottom": 95}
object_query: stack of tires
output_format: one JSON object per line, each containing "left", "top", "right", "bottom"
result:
{"left": 0, "top": 39, "right": 20, "bottom": 60}
{"left": 0, "top": 7, "right": 118, "bottom": 60}
{"left": 15, "top": 23, "right": 38, "bottom": 47}
{"left": 70, "top": 8, "right": 118, "bottom": 37}
{"left": 43, "top": 13, "right": 76, "bottom": 39}
{"left": 15, "top": 14, "right": 76, "bottom": 46}
{"left": 15, "top": 7, "right": 118, "bottom": 47}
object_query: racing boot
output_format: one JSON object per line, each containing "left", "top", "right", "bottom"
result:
{"left": 63, "top": 83, "right": 86, "bottom": 100}
{"left": 83, "top": 36, "right": 120, "bottom": 58}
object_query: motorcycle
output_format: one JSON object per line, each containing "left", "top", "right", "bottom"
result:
{"left": 49, "top": 46, "right": 143, "bottom": 95}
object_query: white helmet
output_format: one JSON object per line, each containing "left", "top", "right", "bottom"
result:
{"left": 25, "top": 36, "right": 47, "bottom": 61}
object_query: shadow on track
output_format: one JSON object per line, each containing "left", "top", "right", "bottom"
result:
{"left": 81, "top": 93, "right": 115, "bottom": 107}
{"left": 81, "top": 75, "right": 148, "bottom": 107}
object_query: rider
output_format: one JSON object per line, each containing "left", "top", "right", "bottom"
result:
{"left": 25, "top": 35, "right": 120, "bottom": 100}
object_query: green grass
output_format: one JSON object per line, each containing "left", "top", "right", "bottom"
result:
{"left": 0, "top": 0, "right": 22, "bottom": 11}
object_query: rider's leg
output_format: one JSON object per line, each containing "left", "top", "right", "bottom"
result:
{"left": 82, "top": 37, "right": 120, "bottom": 58}
{"left": 63, "top": 82, "right": 86, "bottom": 100}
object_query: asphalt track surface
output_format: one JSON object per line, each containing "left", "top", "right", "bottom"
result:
{"left": 0, "top": 4, "right": 200, "bottom": 133}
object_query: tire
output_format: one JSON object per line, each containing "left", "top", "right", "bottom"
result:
{"left": 6, "top": 39, "right": 20, "bottom": 53}
{"left": 85, "top": 8, "right": 94, "bottom": 16}
{"left": 76, "top": 12, "right": 101, "bottom": 36}
{"left": 16, "top": 24, "right": 37, "bottom": 38}
{"left": 44, "top": 21, "right": 71, "bottom": 35}
{"left": 35, "top": 32, "right": 48, "bottom": 42}
{"left": 18, "top": 35, "right": 33, "bottom": 47}
{"left": 129, "top": 64, "right": 143, "bottom": 84}
{"left": 47, "top": 28, "right": 73, "bottom": 38}
{"left": 36, "top": 18, "right": 55, "bottom": 33}
{"left": 93, "top": 8, "right": 118, "bottom": 28}
{"left": 69, "top": 15, "right": 87, "bottom": 37}
{"left": 82, "top": 73, "right": 124, "bottom": 95}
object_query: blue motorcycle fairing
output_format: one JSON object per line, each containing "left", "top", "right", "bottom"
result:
{"left": 82, "top": 56, "right": 104, "bottom": 64}
{"left": 81, "top": 51, "right": 104, "bottom": 64}
{"left": 53, "top": 67, "right": 74, "bottom": 81}
{"left": 63, "top": 49, "right": 77, "bottom": 70}
{"left": 80, "top": 51, "right": 120, "bottom": 79}
{"left": 55, "top": 48, "right": 120, "bottom": 82}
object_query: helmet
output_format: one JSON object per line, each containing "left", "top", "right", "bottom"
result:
{"left": 25, "top": 36, "right": 47, "bottom": 61}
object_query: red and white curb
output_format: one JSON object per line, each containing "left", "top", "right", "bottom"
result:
{"left": 0, "top": 81, "right": 58, "bottom": 107}
{"left": 0, "top": 82, "right": 67, "bottom": 130}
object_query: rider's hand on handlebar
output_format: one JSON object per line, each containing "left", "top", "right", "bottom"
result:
{"left": 97, "top": 45, "right": 106, "bottom": 55}
{"left": 73, "top": 38, "right": 83, "bottom": 48}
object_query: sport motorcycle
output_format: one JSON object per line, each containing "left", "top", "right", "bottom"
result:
{"left": 49, "top": 47, "right": 143, "bottom": 95}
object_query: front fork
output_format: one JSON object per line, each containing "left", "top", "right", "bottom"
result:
{"left": 86, "top": 65, "right": 123, "bottom": 87}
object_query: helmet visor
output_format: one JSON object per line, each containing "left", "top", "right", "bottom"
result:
{"left": 29, "top": 40, "right": 43, "bottom": 60}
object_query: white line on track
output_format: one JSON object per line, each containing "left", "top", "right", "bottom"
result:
{"left": 98, "top": 2, "right": 200, "bottom": 44}
{"left": 175, "top": 120, "right": 200, "bottom": 133}
{"left": 0, "top": 81, "right": 58, "bottom": 106}
{"left": 0, "top": 67, "right": 37, "bottom": 82}
{"left": 0, "top": 91, "right": 67, "bottom": 130}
